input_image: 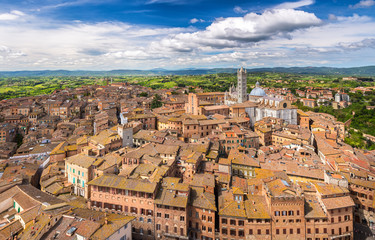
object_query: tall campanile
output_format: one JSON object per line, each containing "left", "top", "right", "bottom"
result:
{"left": 237, "top": 67, "right": 247, "bottom": 103}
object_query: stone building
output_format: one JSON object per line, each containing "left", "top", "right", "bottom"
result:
{"left": 154, "top": 177, "right": 189, "bottom": 240}
{"left": 185, "top": 92, "right": 225, "bottom": 115}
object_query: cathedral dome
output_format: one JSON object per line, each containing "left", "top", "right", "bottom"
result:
{"left": 250, "top": 82, "right": 267, "bottom": 96}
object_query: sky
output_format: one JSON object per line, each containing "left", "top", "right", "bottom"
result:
{"left": 0, "top": 0, "right": 375, "bottom": 70}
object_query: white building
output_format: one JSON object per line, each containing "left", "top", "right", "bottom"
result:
{"left": 225, "top": 68, "right": 297, "bottom": 126}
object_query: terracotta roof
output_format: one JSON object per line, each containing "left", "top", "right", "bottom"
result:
{"left": 189, "top": 187, "right": 216, "bottom": 211}
{"left": 191, "top": 173, "right": 215, "bottom": 188}
{"left": 228, "top": 148, "right": 260, "bottom": 168}
{"left": 91, "top": 215, "right": 135, "bottom": 240}
{"left": 155, "top": 181, "right": 189, "bottom": 208}
{"left": 88, "top": 175, "right": 157, "bottom": 193}
{"left": 313, "top": 182, "right": 348, "bottom": 196}
{"left": 304, "top": 196, "right": 326, "bottom": 219}
{"left": 322, "top": 195, "right": 355, "bottom": 210}
{"left": 75, "top": 220, "right": 101, "bottom": 238}
{"left": 0, "top": 220, "right": 22, "bottom": 240}
{"left": 245, "top": 195, "right": 271, "bottom": 219}
{"left": 66, "top": 153, "right": 97, "bottom": 169}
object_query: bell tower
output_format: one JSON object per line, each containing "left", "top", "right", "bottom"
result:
{"left": 237, "top": 67, "right": 247, "bottom": 103}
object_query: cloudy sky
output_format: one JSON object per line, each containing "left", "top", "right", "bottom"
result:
{"left": 0, "top": 0, "right": 375, "bottom": 70}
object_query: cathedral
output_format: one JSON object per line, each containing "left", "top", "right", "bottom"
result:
{"left": 224, "top": 67, "right": 248, "bottom": 105}
{"left": 225, "top": 67, "right": 297, "bottom": 126}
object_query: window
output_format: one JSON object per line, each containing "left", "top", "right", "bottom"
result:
{"left": 157, "top": 212, "right": 161, "bottom": 217}
{"left": 147, "top": 219, "right": 152, "bottom": 223}
{"left": 180, "top": 216, "right": 185, "bottom": 221}
{"left": 346, "top": 226, "right": 349, "bottom": 232}
{"left": 283, "top": 229, "right": 286, "bottom": 234}
{"left": 276, "top": 229, "right": 280, "bottom": 235}
{"left": 238, "top": 230, "right": 244, "bottom": 236}
{"left": 331, "top": 229, "right": 334, "bottom": 235}
{"left": 315, "top": 228, "right": 319, "bottom": 234}
{"left": 307, "top": 228, "right": 311, "bottom": 234}
{"left": 266, "top": 229, "right": 270, "bottom": 235}
{"left": 297, "top": 210, "right": 300, "bottom": 215}
{"left": 222, "top": 218, "right": 227, "bottom": 224}
{"left": 208, "top": 227, "right": 212, "bottom": 233}
{"left": 324, "top": 228, "right": 327, "bottom": 233}
{"left": 166, "top": 226, "right": 169, "bottom": 233}
{"left": 297, "top": 228, "right": 300, "bottom": 234}
{"left": 156, "top": 224, "right": 161, "bottom": 230}
{"left": 180, "top": 228, "right": 184, "bottom": 236}
{"left": 208, "top": 216, "right": 212, "bottom": 222}
{"left": 230, "top": 219, "right": 236, "bottom": 225}
{"left": 174, "top": 227, "right": 177, "bottom": 233}
{"left": 148, "top": 230, "right": 151, "bottom": 235}
{"left": 257, "top": 229, "right": 261, "bottom": 235}
{"left": 165, "top": 214, "right": 169, "bottom": 219}
{"left": 238, "top": 220, "right": 244, "bottom": 226}
{"left": 290, "top": 229, "right": 293, "bottom": 234}
{"left": 249, "top": 229, "right": 253, "bottom": 235}
{"left": 338, "top": 216, "right": 341, "bottom": 222}
{"left": 230, "top": 229, "right": 236, "bottom": 236}
{"left": 196, "top": 212, "right": 199, "bottom": 218}
{"left": 222, "top": 228, "right": 228, "bottom": 235}
{"left": 331, "top": 218, "right": 334, "bottom": 223}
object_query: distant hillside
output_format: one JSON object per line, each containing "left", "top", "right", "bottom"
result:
{"left": 1, "top": 66, "right": 375, "bottom": 77}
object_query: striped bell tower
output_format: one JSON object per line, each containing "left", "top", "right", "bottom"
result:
{"left": 237, "top": 67, "right": 247, "bottom": 103}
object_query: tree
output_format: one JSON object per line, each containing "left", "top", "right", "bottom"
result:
{"left": 15, "top": 133, "right": 23, "bottom": 147}
{"left": 151, "top": 94, "right": 162, "bottom": 109}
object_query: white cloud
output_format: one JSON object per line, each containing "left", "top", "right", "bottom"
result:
{"left": 274, "top": 0, "right": 315, "bottom": 9}
{"left": 328, "top": 14, "right": 337, "bottom": 21}
{"left": 0, "top": 46, "right": 26, "bottom": 58}
{"left": 0, "top": 10, "right": 25, "bottom": 21}
{"left": 190, "top": 18, "right": 205, "bottom": 24}
{"left": 155, "top": 9, "right": 322, "bottom": 52}
{"left": 351, "top": 0, "right": 375, "bottom": 8}
{"left": 233, "top": 6, "right": 248, "bottom": 14}
{"left": 338, "top": 38, "right": 375, "bottom": 50}
{"left": 1, "top": 6, "right": 375, "bottom": 70}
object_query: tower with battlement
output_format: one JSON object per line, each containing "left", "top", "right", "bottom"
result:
{"left": 117, "top": 124, "right": 133, "bottom": 147}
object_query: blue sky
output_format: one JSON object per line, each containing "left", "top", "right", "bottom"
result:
{"left": 0, "top": 0, "right": 375, "bottom": 70}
